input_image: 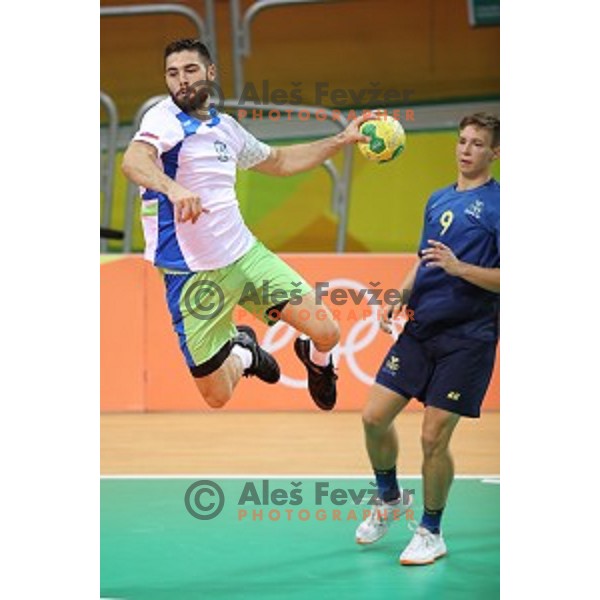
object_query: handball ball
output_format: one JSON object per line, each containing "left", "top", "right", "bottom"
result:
{"left": 358, "top": 114, "right": 406, "bottom": 163}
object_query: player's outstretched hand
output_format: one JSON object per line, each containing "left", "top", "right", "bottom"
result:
{"left": 168, "top": 183, "right": 210, "bottom": 224}
{"left": 341, "top": 111, "right": 382, "bottom": 145}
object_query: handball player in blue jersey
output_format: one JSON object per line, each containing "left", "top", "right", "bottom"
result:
{"left": 355, "top": 113, "right": 500, "bottom": 565}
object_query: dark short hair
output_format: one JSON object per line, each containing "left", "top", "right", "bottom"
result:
{"left": 164, "top": 38, "right": 212, "bottom": 65}
{"left": 459, "top": 113, "right": 500, "bottom": 148}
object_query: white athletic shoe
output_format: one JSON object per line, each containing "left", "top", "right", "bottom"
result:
{"left": 399, "top": 526, "right": 447, "bottom": 565}
{"left": 355, "top": 492, "right": 413, "bottom": 545}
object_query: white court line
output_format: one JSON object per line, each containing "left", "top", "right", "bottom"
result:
{"left": 101, "top": 474, "right": 499, "bottom": 480}
{"left": 482, "top": 478, "right": 501, "bottom": 484}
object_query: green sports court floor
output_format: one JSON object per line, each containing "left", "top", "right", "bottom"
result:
{"left": 101, "top": 477, "right": 499, "bottom": 599}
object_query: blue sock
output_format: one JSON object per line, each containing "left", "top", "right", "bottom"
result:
{"left": 374, "top": 467, "right": 400, "bottom": 503}
{"left": 420, "top": 506, "right": 444, "bottom": 534}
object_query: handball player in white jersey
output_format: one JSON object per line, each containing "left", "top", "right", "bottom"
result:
{"left": 122, "top": 38, "right": 370, "bottom": 410}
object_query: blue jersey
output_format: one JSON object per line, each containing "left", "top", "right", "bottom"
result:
{"left": 404, "top": 178, "right": 500, "bottom": 342}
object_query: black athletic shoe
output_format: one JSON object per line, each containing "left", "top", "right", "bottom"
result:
{"left": 234, "top": 325, "right": 280, "bottom": 384}
{"left": 293, "top": 337, "right": 338, "bottom": 410}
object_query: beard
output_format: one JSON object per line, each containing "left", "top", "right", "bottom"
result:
{"left": 170, "top": 84, "right": 210, "bottom": 114}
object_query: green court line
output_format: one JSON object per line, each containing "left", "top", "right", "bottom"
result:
{"left": 101, "top": 478, "right": 499, "bottom": 600}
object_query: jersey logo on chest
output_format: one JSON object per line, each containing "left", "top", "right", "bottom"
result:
{"left": 465, "top": 199, "right": 484, "bottom": 219}
{"left": 214, "top": 141, "right": 231, "bottom": 162}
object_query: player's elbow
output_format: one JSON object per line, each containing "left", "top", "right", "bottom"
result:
{"left": 121, "top": 146, "right": 138, "bottom": 180}
{"left": 276, "top": 164, "right": 294, "bottom": 177}
{"left": 267, "top": 148, "right": 294, "bottom": 177}
{"left": 276, "top": 155, "right": 297, "bottom": 177}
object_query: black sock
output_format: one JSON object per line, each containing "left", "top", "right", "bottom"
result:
{"left": 374, "top": 467, "right": 400, "bottom": 503}
{"left": 420, "top": 506, "right": 444, "bottom": 534}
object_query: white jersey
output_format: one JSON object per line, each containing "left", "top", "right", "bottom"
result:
{"left": 132, "top": 97, "right": 271, "bottom": 271}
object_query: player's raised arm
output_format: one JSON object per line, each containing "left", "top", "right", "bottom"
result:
{"left": 121, "top": 140, "right": 207, "bottom": 224}
{"left": 251, "top": 114, "right": 371, "bottom": 177}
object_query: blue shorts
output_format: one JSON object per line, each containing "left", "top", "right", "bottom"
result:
{"left": 375, "top": 331, "right": 497, "bottom": 418}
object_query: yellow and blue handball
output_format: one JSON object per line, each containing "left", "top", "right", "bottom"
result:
{"left": 358, "top": 114, "right": 406, "bottom": 163}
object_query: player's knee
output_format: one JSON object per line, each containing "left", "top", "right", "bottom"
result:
{"left": 420, "top": 429, "right": 448, "bottom": 458}
{"left": 312, "top": 319, "right": 340, "bottom": 351}
{"left": 202, "top": 389, "right": 232, "bottom": 409}
{"left": 362, "top": 409, "right": 391, "bottom": 434}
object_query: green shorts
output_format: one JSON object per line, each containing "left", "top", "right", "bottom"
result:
{"left": 161, "top": 241, "right": 312, "bottom": 377}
